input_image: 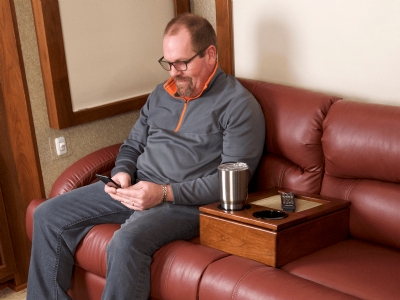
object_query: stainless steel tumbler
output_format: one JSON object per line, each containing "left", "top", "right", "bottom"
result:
{"left": 218, "top": 162, "right": 249, "bottom": 210}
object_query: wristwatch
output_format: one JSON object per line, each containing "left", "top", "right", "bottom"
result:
{"left": 161, "top": 184, "right": 168, "bottom": 203}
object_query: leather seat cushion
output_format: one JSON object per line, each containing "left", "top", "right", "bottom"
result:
{"left": 281, "top": 238, "right": 400, "bottom": 300}
{"left": 199, "top": 255, "right": 359, "bottom": 300}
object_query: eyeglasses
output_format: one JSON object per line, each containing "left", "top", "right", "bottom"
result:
{"left": 158, "top": 47, "right": 208, "bottom": 71}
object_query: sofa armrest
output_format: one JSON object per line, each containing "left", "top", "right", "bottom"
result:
{"left": 26, "top": 198, "right": 46, "bottom": 241}
{"left": 26, "top": 143, "right": 121, "bottom": 241}
{"left": 49, "top": 143, "right": 121, "bottom": 198}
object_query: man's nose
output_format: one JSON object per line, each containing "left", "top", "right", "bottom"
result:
{"left": 169, "top": 66, "right": 183, "bottom": 77}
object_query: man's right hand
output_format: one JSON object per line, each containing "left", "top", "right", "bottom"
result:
{"left": 104, "top": 172, "right": 131, "bottom": 195}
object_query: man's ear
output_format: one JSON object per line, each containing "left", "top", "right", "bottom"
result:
{"left": 206, "top": 45, "right": 217, "bottom": 64}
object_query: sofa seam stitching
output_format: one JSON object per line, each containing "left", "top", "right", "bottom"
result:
{"left": 163, "top": 244, "right": 186, "bottom": 300}
{"left": 279, "top": 161, "right": 290, "bottom": 187}
{"left": 345, "top": 179, "right": 358, "bottom": 200}
{"left": 231, "top": 265, "right": 266, "bottom": 300}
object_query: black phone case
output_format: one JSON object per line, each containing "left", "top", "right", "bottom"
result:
{"left": 95, "top": 174, "right": 121, "bottom": 188}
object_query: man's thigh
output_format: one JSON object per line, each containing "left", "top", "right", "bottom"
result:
{"left": 36, "top": 181, "right": 132, "bottom": 229}
{"left": 116, "top": 203, "right": 200, "bottom": 251}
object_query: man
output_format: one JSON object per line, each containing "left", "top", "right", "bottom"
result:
{"left": 27, "top": 13, "right": 265, "bottom": 299}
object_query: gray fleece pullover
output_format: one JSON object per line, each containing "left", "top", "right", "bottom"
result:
{"left": 112, "top": 67, "right": 265, "bottom": 206}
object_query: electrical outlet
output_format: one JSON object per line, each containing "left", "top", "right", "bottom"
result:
{"left": 55, "top": 136, "right": 67, "bottom": 156}
{"left": 49, "top": 134, "right": 71, "bottom": 159}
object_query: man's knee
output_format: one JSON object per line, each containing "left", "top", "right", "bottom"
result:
{"left": 33, "top": 200, "right": 54, "bottom": 224}
{"left": 107, "top": 228, "right": 152, "bottom": 256}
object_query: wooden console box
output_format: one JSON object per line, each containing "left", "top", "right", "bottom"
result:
{"left": 200, "top": 188, "right": 350, "bottom": 267}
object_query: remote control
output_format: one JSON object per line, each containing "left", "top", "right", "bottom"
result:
{"left": 281, "top": 192, "right": 296, "bottom": 212}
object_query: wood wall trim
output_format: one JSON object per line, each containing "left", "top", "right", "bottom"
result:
{"left": 31, "top": 0, "right": 190, "bottom": 129}
{"left": 30, "top": 0, "right": 73, "bottom": 129}
{"left": 215, "top": 0, "right": 234, "bottom": 75}
{"left": 0, "top": 0, "right": 45, "bottom": 289}
{"left": 175, "top": 0, "right": 191, "bottom": 15}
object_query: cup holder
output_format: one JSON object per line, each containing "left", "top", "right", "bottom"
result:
{"left": 252, "top": 210, "right": 288, "bottom": 220}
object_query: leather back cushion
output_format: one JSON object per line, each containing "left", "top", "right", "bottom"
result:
{"left": 321, "top": 100, "right": 400, "bottom": 249}
{"left": 239, "top": 78, "right": 340, "bottom": 194}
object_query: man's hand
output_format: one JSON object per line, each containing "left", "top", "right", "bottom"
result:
{"left": 104, "top": 172, "right": 131, "bottom": 194}
{"left": 107, "top": 180, "right": 165, "bottom": 211}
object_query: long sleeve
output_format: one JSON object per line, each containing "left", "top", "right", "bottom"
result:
{"left": 171, "top": 91, "right": 265, "bottom": 205}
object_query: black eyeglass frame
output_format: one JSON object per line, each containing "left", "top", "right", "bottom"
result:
{"left": 158, "top": 47, "right": 209, "bottom": 71}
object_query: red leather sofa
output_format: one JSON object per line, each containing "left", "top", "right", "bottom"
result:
{"left": 26, "top": 78, "right": 400, "bottom": 299}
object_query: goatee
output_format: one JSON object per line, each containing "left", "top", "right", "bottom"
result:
{"left": 174, "top": 76, "right": 193, "bottom": 97}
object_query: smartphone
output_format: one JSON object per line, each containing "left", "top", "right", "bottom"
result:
{"left": 95, "top": 174, "right": 121, "bottom": 189}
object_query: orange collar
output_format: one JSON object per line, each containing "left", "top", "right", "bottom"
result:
{"left": 163, "top": 62, "right": 218, "bottom": 101}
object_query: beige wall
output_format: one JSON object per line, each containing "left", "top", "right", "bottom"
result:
{"left": 59, "top": 1, "right": 173, "bottom": 111}
{"left": 13, "top": 0, "right": 216, "bottom": 196}
{"left": 232, "top": 0, "right": 400, "bottom": 106}
{"left": 14, "top": 0, "right": 400, "bottom": 197}
{"left": 15, "top": 0, "right": 400, "bottom": 196}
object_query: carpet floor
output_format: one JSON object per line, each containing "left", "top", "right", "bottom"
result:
{"left": 0, "top": 288, "right": 26, "bottom": 299}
